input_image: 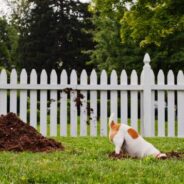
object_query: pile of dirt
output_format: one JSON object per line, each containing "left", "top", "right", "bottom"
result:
{"left": 108, "top": 151, "right": 184, "bottom": 160}
{"left": 0, "top": 113, "right": 64, "bottom": 152}
{"left": 165, "top": 151, "right": 184, "bottom": 159}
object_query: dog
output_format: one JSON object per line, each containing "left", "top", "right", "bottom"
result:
{"left": 109, "top": 113, "right": 166, "bottom": 159}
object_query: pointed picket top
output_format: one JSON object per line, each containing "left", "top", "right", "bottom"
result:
{"left": 110, "top": 70, "right": 118, "bottom": 84}
{"left": 80, "top": 70, "right": 87, "bottom": 84}
{"left": 10, "top": 69, "right": 17, "bottom": 84}
{"left": 50, "top": 69, "right": 57, "bottom": 84}
{"left": 150, "top": 69, "right": 155, "bottom": 84}
{"left": 177, "top": 70, "right": 184, "bottom": 85}
{"left": 40, "top": 69, "right": 48, "bottom": 84}
{"left": 70, "top": 69, "right": 77, "bottom": 84}
{"left": 60, "top": 69, "right": 68, "bottom": 84}
{"left": 20, "top": 69, "right": 27, "bottom": 83}
{"left": 0, "top": 69, "right": 7, "bottom": 84}
{"left": 143, "top": 53, "right": 151, "bottom": 64}
{"left": 30, "top": 69, "right": 37, "bottom": 84}
{"left": 90, "top": 69, "right": 97, "bottom": 84}
{"left": 130, "top": 70, "right": 138, "bottom": 84}
{"left": 140, "top": 70, "right": 144, "bottom": 83}
{"left": 157, "top": 70, "right": 165, "bottom": 84}
{"left": 100, "top": 70, "right": 107, "bottom": 84}
{"left": 120, "top": 70, "right": 127, "bottom": 84}
{"left": 167, "top": 70, "right": 174, "bottom": 85}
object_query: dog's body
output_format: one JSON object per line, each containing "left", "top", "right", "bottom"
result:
{"left": 109, "top": 113, "right": 166, "bottom": 158}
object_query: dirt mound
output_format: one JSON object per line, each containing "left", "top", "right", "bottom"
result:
{"left": 108, "top": 151, "right": 184, "bottom": 160}
{"left": 0, "top": 113, "right": 64, "bottom": 152}
{"left": 108, "top": 151, "right": 133, "bottom": 159}
{"left": 165, "top": 151, "right": 184, "bottom": 159}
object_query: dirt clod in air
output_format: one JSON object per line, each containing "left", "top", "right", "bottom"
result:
{"left": 74, "top": 91, "right": 84, "bottom": 108}
{"left": 0, "top": 113, "right": 64, "bottom": 152}
{"left": 63, "top": 88, "right": 73, "bottom": 94}
{"left": 63, "top": 88, "right": 95, "bottom": 117}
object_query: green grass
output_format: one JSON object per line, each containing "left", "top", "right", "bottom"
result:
{"left": 0, "top": 137, "right": 184, "bottom": 184}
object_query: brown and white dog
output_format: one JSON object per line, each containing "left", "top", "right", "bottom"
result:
{"left": 109, "top": 113, "right": 166, "bottom": 159}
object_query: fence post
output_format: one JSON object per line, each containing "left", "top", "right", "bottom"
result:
{"left": 141, "top": 53, "right": 153, "bottom": 137}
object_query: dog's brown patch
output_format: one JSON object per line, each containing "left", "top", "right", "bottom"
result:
{"left": 109, "top": 122, "right": 120, "bottom": 141}
{"left": 127, "top": 128, "right": 139, "bottom": 139}
{"left": 111, "top": 121, "right": 120, "bottom": 130}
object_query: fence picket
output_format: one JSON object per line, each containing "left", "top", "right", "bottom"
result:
{"left": 0, "top": 69, "right": 7, "bottom": 115}
{"left": 100, "top": 70, "right": 107, "bottom": 136}
{"left": 90, "top": 70, "right": 97, "bottom": 136}
{"left": 10, "top": 69, "right": 17, "bottom": 113}
{"left": 142, "top": 53, "right": 153, "bottom": 137}
{"left": 40, "top": 70, "right": 48, "bottom": 136}
{"left": 20, "top": 69, "right": 27, "bottom": 122}
{"left": 80, "top": 70, "right": 87, "bottom": 136}
{"left": 140, "top": 71, "right": 144, "bottom": 134}
{"left": 60, "top": 70, "right": 68, "bottom": 136}
{"left": 110, "top": 70, "right": 118, "bottom": 122}
{"left": 130, "top": 70, "right": 138, "bottom": 130}
{"left": 70, "top": 70, "right": 77, "bottom": 136}
{"left": 50, "top": 70, "right": 58, "bottom": 136}
{"left": 120, "top": 70, "right": 128, "bottom": 124}
{"left": 151, "top": 70, "right": 155, "bottom": 136}
{"left": 167, "top": 70, "right": 175, "bottom": 137}
{"left": 177, "top": 71, "right": 184, "bottom": 137}
{"left": 30, "top": 69, "right": 37, "bottom": 128}
{"left": 157, "top": 70, "right": 165, "bottom": 137}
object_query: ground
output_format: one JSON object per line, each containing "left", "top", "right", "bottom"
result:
{"left": 0, "top": 137, "right": 184, "bottom": 184}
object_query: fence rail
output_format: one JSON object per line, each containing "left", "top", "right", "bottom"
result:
{"left": 0, "top": 53, "right": 184, "bottom": 137}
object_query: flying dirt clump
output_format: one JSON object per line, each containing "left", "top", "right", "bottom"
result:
{"left": 0, "top": 113, "right": 64, "bottom": 152}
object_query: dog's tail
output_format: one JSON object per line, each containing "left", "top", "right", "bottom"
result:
{"left": 109, "top": 113, "right": 115, "bottom": 128}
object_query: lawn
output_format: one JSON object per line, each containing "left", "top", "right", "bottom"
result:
{"left": 0, "top": 137, "right": 184, "bottom": 184}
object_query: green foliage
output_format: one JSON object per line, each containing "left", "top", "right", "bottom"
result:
{"left": 89, "top": 0, "right": 184, "bottom": 74}
{"left": 12, "top": 0, "right": 94, "bottom": 73}
{"left": 0, "top": 137, "right": 184, "bottom": 183}
{"left": 89, "top": 0, "right": 144, "bottom": 74}
{"left": 0, "top": 17, "right": 19, "bottom": 70}
{"left": 121, "top": 0, "right": 184, "bottom": 73}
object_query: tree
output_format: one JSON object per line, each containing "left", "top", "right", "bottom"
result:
{"left": 89, "top": 0, "right": 144, "bottom": 74}
{"left": 121, "top": 0, "right": 184, "bottom": 73}
{"left": 11, "top": 0, "right": 94, "bottom": 73}
{"left": 0, "top": 17, "right": 18, "bottom": 70}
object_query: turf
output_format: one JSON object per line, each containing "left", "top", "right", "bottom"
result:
{"left": 0, "top": 137, "right": 184, "bottom": 184}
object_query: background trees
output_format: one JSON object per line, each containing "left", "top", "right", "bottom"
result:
{"left": 90, "top": 0, "right": 184, "bottom": 74}
{"left": 10, "top": 0, "right": 94, "bottom": 73}
{"left": 0, "top": 0, "right": 184, "bottom": 74}
{"left": 20, "top": 0, "right": 94, "bottom": 73}
{"left": 88, "top": 0, "right": 144, "bottom": 74}
{"left": 0, "top": 17, "right": 18, "bottom": 70}
{"left": 121, "top": 0, "right": 184, "bottom": 73}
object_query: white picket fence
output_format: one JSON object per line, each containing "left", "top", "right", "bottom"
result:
{"left": 0, "top": 53, "right": 184, "bottom": 137}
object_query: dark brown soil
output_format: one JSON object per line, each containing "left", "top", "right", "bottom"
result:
{"left": 165, "top": 151, "right": 184, "bottom": 159}
{"left": 108, "top": 151, "right": 130, "bottom": 159}
{"left": 108, "top": 151, "right": 184, "bottom": 160}
{"left": 0, "top": 113, "right": 64, "bottom": 152}
{"left": 74, "top": 91, "right": 84, "bottom": 108}
{"left": 63, "top": 88, "right": 95, "bottom": 119}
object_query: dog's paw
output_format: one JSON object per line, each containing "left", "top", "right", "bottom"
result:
{"left": 157, "top": 153, "right": 167, "bottom": 159}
